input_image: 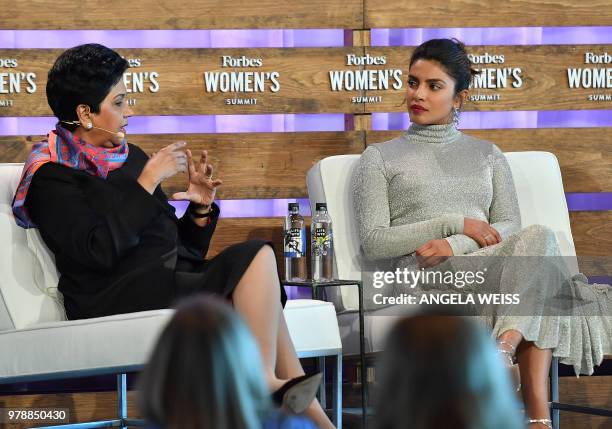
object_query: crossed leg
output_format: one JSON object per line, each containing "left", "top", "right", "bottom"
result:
{"left": 232, "top": 245, "right": 335, "bottom": 429}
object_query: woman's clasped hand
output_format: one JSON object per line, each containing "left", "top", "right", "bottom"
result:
{"left": 416, "top": 217, "right": 502, "bottom": 268}
{"left": 463, "top": 217, "right": 502, "bottom": 248}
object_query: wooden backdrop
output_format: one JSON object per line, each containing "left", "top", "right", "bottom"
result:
{"left": 0, "top": 4, "right": 609, "bottom": 275}
{"left": 0, "top": 2, "right": 610, "bottom": 428}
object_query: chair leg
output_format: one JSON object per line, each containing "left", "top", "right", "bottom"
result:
{"left": 332, "top": 353, "right": 343, "bottom": 429}
{"left": 117, "top": 374, "right": 127, "bottom": 429}
{"left": 317, "top": 356, "right": 327, "bottom": 409}
{"left": 116, "top": 374, "right": 146, "bottom": 427}
{"left": 551, "top": 357, "right": 559, "bottom": 429}
{"left": 27, "top": 374, "right": 144, "bottom": 429}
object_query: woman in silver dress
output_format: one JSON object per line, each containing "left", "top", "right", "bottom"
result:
{"left": 352, "top": 38, "right": 611, "bottom": 428}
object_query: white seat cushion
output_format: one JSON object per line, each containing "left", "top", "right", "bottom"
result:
{"left": 284, "top": 299, "right": 342, "bottom": 357}
{"left": 0, "top": 299, "right": 340, "bottom": 382}
{"left": 0, "top": 309, "right": 173, "bottom": 382}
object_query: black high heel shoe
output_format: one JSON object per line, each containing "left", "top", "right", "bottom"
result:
{"left": 272, "top": 373, "right": 323, "bottom": 414}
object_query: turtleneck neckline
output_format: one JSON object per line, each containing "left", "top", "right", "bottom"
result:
{"left": 403, "top": 122, "right": 461, "bottom": 144}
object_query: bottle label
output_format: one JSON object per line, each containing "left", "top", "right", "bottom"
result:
{"left": 284, "top": 227, "right": 306, "bottom": 257}
{"left": 312, "top": 225, "right": 332, "bottom": 257}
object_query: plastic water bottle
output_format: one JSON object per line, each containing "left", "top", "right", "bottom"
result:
{"left": 311, "top": 203, "right": 334, "bottom": 281}
{"left": 284, "top": 203, "right": 307, "bottom": 281}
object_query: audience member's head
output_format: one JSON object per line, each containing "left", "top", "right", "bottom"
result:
{"left": 138, "top": 295, "right": 270, "bottom": 429}
{"left": 374, "top": 310, "right": 524, "bottom": 429}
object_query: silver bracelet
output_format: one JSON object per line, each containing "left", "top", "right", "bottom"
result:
{"left": 527, "top": 418, "right": 552, "bottom": 428}
{"left": 497, "top": 340, "right": 517, "bottom": 354}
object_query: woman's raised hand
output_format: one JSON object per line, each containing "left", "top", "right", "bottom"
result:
{"left": 138, "top": 141, "right": 188, "bottom": 194}
{"left": 171, "top": 149, "right": 223, "bottom": 206}
{"left": 463, "top": 217, "right": 502, "bottom": 248}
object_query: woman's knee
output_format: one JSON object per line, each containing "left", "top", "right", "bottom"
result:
{"left": 253, "top": 242, "right": 276, "bottom": 265}
{"left": 523, "top": 224, "right": 556, "bottom": 240}
{"left": 521, "top": 224, "right": 559, "bottom": 250}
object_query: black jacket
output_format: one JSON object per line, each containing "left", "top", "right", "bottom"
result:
{"left": 25, "top": 144, "right": 219, "bottom": 319}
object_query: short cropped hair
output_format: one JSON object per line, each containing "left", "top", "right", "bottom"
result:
{"left": 46, "top": 43, "right": 128, "bottom": 131}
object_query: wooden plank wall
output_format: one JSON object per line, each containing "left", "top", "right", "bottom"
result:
{"left": 2, "top": 128, "right": 609, "bottom": 258}
{"left": 0, "top": 0, "right": 363, "bottom": 29}
{"left": 0, "top": 48, "right": 370, "bottom": 116}
{"left": 364, "top": 0, "right": 612, "bottom": 27}
{"left": 364, "top": 45, "right": 612, "bottom": 112}
{"left": 2, "top": 0, "right": 610, "bottom": 29}
{"left": 0, "top": 4, "right": 608, "bottom": 261}
{"left": 3, "top": 128, "right": 609, "bottom": 195}
{"left": 2, "top": 45, "right": 611, "bottom": 115}
{"left": 0, "top": 2, "right": 610, "bottom": 428}
{"left": 0, "top": 132, "right": 366, "bottom": 198}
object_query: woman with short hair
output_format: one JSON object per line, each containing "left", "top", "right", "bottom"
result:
{"left": 13, "top": 43, "right": 333, "bottom": 429}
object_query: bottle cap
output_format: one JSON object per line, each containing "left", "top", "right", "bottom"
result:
{"left": 288, "top": 202, "right": 300, "bottom": 211}
{"left": 315, "top": 203, "right": 327, "bottom": 211}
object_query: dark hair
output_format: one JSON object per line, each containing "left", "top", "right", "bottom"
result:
{"left": 138, "top": 295, "right": 269, "bottom": 429}
{"left": 374, "top": 312, "right": 523, "bottom": 429}
{"left": 409, "top": 38, "right": 477, "bottom": 95}
{"left": 46, "top": 43, "right": 129, "bottom": 131}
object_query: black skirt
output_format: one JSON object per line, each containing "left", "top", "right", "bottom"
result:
{"left": 68, "top": 240, "right": 286, "bottom": 319}
{"left": 174, "top": 239, "right": 287, "bottom": 307}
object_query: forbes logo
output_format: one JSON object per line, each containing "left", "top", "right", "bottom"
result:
{"left": 585, "top": 52, "right": 612, "bottom": 64}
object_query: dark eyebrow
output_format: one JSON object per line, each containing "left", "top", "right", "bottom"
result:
{"left": 408, "top": 75, "right": 446, "bottom": 84}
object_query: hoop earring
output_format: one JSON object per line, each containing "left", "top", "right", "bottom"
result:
{"left": 452, "top": 107, "right": 460, "bottom": 128}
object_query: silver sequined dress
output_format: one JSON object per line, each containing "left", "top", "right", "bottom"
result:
{"left": 352, "top": 122, "right": 611, "bottom": 375}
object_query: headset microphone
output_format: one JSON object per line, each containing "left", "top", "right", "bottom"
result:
{"left": 91, "top": 125, "right": 125, "bottom": 140}
{"left": 61, "top": 120, "right": 125, "bottom": 140}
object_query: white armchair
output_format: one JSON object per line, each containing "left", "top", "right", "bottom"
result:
{"left": 307, "top": 152, "right": 579, "bottom": 351}
{"left": 0, "top": 163, "right": 343, "bottom": 428}
{"left": 307, "top": 151, "right": 606, "bottom": 429}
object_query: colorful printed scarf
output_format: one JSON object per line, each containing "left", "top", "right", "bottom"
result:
{"left": 12, "top": 124, "right": 129, "bottom": 228}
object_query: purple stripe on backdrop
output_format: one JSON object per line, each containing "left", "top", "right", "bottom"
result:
{"left": 371, "top": 27, "right": 612, "bottom": 46}
{"left": 566, "top": 193, "right": 612, "bottom": 211}
{"left": 1, "top": 27, "right": 611, "bottom": 49}
{"left": 2, "top": 110, "right": 612, "bottom": 136}
{"left": 0, "top": 29, "right": 344, "bottom": 49}
{"left": 0, "top": 115, "right": 346, "bottom": 136}
{"left": 372, "top": 111, "right": 612, "bottom": 130}
{"left": 588, "top": 277, "right": 612, "bottom": 285}
{"left": 169, "top": 198, "right": 310, "bottom": 218}
{"left": 169, "top": 194, "right": 611, "bottom": 218}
